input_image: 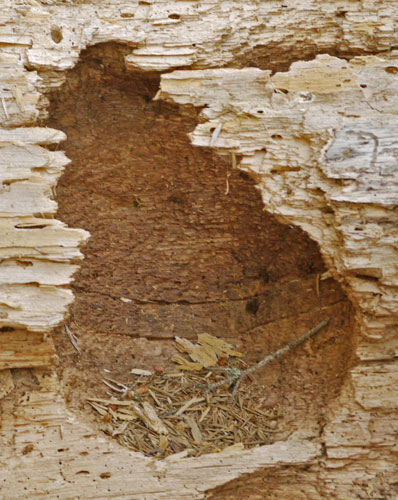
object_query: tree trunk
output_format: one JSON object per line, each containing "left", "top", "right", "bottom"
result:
{"left": 1, "top": 1, "right": 398, "bottom": 498}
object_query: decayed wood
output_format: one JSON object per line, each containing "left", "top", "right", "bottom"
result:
{"left": 157, "top": 52, "right": 398, "bottom": 496}
{"left": 159, "top": 54, "right": 398, "bottom": 343}
{"left": 147, "top": 53, "right": 398, "bottom": 497}
{"left": 0, "top": 217, "right": 88, "bottom": 261}
{"left": 0, "top": 369, "right": 13, "bottom": 400}
{"left": 0, "top": 127, "right": 66, "bottom": 145}
{"left": 0, "top": 369, "right": 321, "bottom": 499}
{"left": 0, "top": 330, "right": 56, "bottom": 369}
{"left": 0, "top": 0, "right": 398, "bottom": 498}
{"left": 0, "top": 285, "right": 73, "bottom": 332}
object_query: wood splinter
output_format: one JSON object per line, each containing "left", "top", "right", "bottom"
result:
{"left": 64, "top": 324, "right": 81, "bottom": 354}
{"left": 205, "top": 317, "right": 331, "bottom": 402}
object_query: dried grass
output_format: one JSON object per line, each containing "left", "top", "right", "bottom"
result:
{"left": 87, "top": 320, "right": 329, "bottom": 459}
{"left": 88, "top": 366, "right": 281, "bottom": 458}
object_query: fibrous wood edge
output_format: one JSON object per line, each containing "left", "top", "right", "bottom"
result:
{"left": 158, "top": 54, "right": 398, "bottom": 341}
{"left": 0, "top": 369, "right": 13, "bottom": 400}
{"left": 0, "top": 1, "right": 397, "bottom": 498}
{"left": 0, "top": 330, "right": 56, "bottom": 369}
{"left": 159, "top": 53, "right": 398, "bottom": 498}
{"left": 0, "top": 371, "right": 320, "bottom": 500}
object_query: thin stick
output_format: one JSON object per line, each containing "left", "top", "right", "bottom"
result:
{"left": 64, "top": 324, "right": 81, "bottom": 354}
{"left": 205, "top": 317, "right": 330, "bottom": 398}
{"left": 225, "top": 168, "right": 231, "bottom": 195}
{"left": 230, "top": 376, "right": 243, "bottom": 402}
{"left": 231, "top": 152, "right": 237, "bottom": 170}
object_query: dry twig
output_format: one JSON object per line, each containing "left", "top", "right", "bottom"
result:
{"left": 64, "top": 324, "right": 81, "bottom": 354}
{"left": 87, "top": 318, "right": 329, "bottom": 457}
{"left": 204, "top": 317, "right": 330, "bottom": 401}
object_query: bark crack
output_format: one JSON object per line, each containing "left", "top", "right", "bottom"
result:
{"left": 72, "top": 286, "right": 279, "bottom": 306}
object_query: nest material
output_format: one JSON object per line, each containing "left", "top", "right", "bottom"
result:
{"left": 88, "top": 332, "right": 281, "bottom": 458}
{"left": 87, "top": 320, "right": 329, "bottom": 458}
{"left": 88, "top": 367, "right": 281, "bottom": 458}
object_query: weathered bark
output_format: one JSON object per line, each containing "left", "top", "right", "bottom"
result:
{"left": 1, "top": 1, "right": 398, "bottom": 498}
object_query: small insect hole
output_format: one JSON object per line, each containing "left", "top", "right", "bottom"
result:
{"left": 0, "top": 326, "right": 14, "bottom": 332}
{"left": 246, "top": 297, "right": 259, "bottom": 315}
{"left": 51, "top": 27, "right": 63, "bottom": 44}
{"left": 271, "top": 134, "right": 282, "bottom": 140}
{"left": 239, "top": 171, "right": 250, "bottom": 180}
{"left": 299, "top": 92, "right": 313, "bottom": 101}
{"left": 385, "top": 66, "right": 398, "bottom": 74}
{"left": 22, "top": 445, "right": 34, "bottom": 455}
{"left": 168, "top": 13, "right": 180, "bottom": 19}
{"left": 360, "top": 84, "right": 367, "bottom": 88}
{"left": 100, "top": 472, "right": 112, "bottom": 479}
{"left": 14, "top": 260, "right": 33, "bottom": 267}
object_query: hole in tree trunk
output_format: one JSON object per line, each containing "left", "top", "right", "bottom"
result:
{"left": 46, "top": 43, "right": 354, "bottom": 456}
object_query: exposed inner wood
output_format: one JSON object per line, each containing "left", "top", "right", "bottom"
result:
{"left": 1, "top": 0, "right": 398, "bottom": 496}
{"left": 46, "top": 44, "right": 354, "bottom": 445}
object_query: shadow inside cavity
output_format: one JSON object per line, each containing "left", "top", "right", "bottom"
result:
{"left": 45, "top": 42, "right": 354, "bottom": 452}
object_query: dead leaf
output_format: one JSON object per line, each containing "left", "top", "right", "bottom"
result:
{"left": 186, "top": 416, "right": 203, "bottom": 444}
{"left": 174, "top": 333, "right": 242, "bottom": 369}
{"left": 88, "top": 338, "right": 281, "bottom": 459}
{"left": 174, "top": 336, "right": 217, "bottom": 367}
{"left": 172, "top": 353, "right": 203, "bottom": 371}
{"left": 198, "top": 333, "right": 243, "bottom": 358}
